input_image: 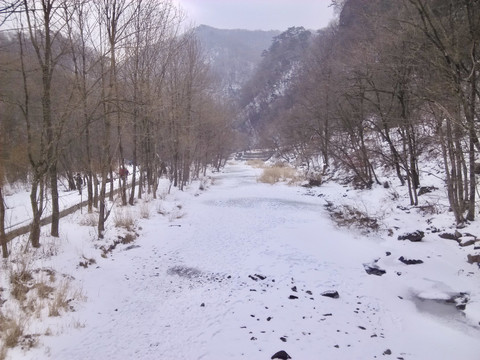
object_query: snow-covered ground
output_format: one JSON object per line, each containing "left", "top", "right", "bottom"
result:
{"left": 3, "top": 161, "right": 480, "bottom": 359}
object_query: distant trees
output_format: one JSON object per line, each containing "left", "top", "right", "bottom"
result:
{"left": 0, "top": 0, "right": 236, "bottom": 252}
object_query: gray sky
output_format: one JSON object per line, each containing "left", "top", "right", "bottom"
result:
{"left": 173, "top": 0, "right": 335, "bottom": 31}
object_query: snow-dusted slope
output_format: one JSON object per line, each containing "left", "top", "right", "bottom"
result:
{"left": 9, "top": 162, "right": 480, "bottom": 360}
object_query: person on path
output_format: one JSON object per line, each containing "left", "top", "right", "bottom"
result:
{"left": 75, "top": 173, "right": 83, "bottom": 195}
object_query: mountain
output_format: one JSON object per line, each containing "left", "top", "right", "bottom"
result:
{"left": 194, "top": 25, "right": 280, "bottom": 99}
{"left": 238, "top": 27, "right": 313, "bottom": 141}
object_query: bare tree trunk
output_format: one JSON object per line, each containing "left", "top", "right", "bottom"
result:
{"left": 29, "top": 175, "right": 45, "bottom": 248}
{"left": 0, "top": 187, "right": 8, "bottom": 258}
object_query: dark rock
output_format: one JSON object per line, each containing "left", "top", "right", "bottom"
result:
{"left": 323, "top": 313, "right": 333, "bottom": 316}
{"left": 271, "top": 350, "right": 291, "bottom": 360}
{"left": 250, "top": 336, "right": 257, "bottom": 341}
{"left": 417, "top": 186, "right": 437, "bottom": 196}
{"left": 280, "top": 336, "right": 287, "bottom": 342}
{"left": 398, "top": 256, "right": 424, "bottom": 265}
{"left": 398, "top": 230, "right": 424, "bottom": 242}
{"left": 267, "top": 316, "right": 272, "bottom": 321}
{"left": 467, "top": 254, "right": 480, "bottom": 264}
{"left": 396, "top": 205, "right": 410, "bottom": 213}
{"left": 255, "top": 274, "right": 267, "bottom": 280}
{"left": 248, "top": 275, "right": 258, "bottom": 281}
{"left": 200, "top": 303, "right": 205, "bottom": 307}
{"left": 383, "top": 181, "right": 390, "bottom": 189}
{"left": 386, "top": 251, "right": 391, "bottom": 256}
{"left": 383, "top": 348, "right": 392, "bottom": 355}
{"left": 321, "top": 290, "right": 339, "bottom": 299}
{"left": 364, "top": 264, "right": 386, "bottom": 276}
{"left": 289, "top": 295, "right": 298, "bottom": 300}
{"left": 438, "top": 232, "right": 459, "bottom": 241}
{"left": 446, "top": 292, "right": 469, "bottom": 310}
{"left": 459, "top": 237, "right": 476, "bottom": 247}
{"left": 308, "top": 178, "right": 322, "bottom": 187}
{"left": 291, "top": 286, "right": 297, "bottom": 292}
{"left": 306, "top": 290, "right": 312, "bottom": 295}
{"left": 358, "top": 326, "right": 366, "bottom": 330}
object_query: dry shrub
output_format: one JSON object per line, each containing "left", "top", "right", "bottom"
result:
{"left": 48, "top": 279, "right": 73, "bottom": 317}
{"left": 79, "top": 214, "right": 98, "bottom": 227}
{"left": 168, "top": 209, "right": 185, "bottom": 222}
{"left": 35, "top": 282, "right": 54, "bottom": 299}
{"left": 1, "top": 315, "right": 24, "bottom": 348}
{"left": 9, "top": 258, "right": 34, "bottom": 303}
{"left": 114, "top": 209, "right": 134, "bottom": 229}
{"left": 156, "top": 203, "right": 166, "bottom": 216}
{"left": 140, "top": 201, "right": 150, "bottom": 219}
{"left": 416, "top": 201, "right": 442, "bottom": 215}
{"left": 328, "top": 204, "right": 380, "bottom": 233}
{"left": 158, "top": 188, "right": 169, "bottom": 200}
{"left": 258, "top": 166, "right": 297, "bottom": 184}
{"left": 72, "top": 319, "right": 86, "bottom": 329}
{"left": 10, "top": 282, "right": 30, "bottom": 303}
{"left": 78, "top": 255, "right": 96, "bottom": 268}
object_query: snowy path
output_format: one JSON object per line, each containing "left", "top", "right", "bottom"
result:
{"left": 25, "top": 163, "right": 480, "bottom": 360}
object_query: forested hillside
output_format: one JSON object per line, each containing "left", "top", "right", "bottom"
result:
{"left": 238, "top": 0, "right": 480, "bottom": 226}
{"left": 194, "top": 25, "right": 279, "bottom": 98}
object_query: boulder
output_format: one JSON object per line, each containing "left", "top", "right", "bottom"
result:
{"left": 398, "top": 256, "right": 423, "bottom": 265}
{"left": 438, "top": 232, "right": 459, "bottom": 241}
{"left": 459, "top": 236, "right": 476, "bottom": 247}
{"left": 271, "top": 350, "right": 292, "bottom": 360}
{"left": 363, "top": 264, "right": 386, "bottom": 276}
{"left": 467, "top": 253, "right": 480, "bottom": 264}
{"left": 398, "top": 230, "right": 424, "bottom": 242}
{"left": 321, "top": 290, "right": 340, "bottom": 299}
{"left": 417, "top": 186, "right": 437, "bottom": 196}
{"left": 446, "top": 292, "right": 469, "bottom": 310}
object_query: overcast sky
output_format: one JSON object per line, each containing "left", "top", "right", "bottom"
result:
{"left": 173, "top": 0, "right": 336, "bottom": 31}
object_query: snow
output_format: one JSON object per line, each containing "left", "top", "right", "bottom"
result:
{"left": 3, "top": 161, "right": 480, "bottom": 360}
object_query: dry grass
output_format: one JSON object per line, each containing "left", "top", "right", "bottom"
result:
{"left": 114, "top": 209, "right": 135, "bottom": 229}
{"left": 48, "top": 279, "right": 72, "bottom": 317}
{"left": 78, "top": 255, "right": 96, "bottom": 269}
{"left": 246, "top": 159, "right": 265, "bottom": 168}
{"left": 0, "top": 313, "right": 25, "bottom": 349}
{"left": 168, "top": 208, "right": 185, "bottom": 222}
{"left": 79, "top": 214, "right": 98, "bottom": 227}
{"left": 327, "top": 204, "right": 380, "bottom": 233}
{"left": 140, "top": 201, "right": 150, "bottom": 219}
{"left": 9, "top": 258, "right": 34, "bottom": 303}
{"left": 35, "top": 281, "right": 55, "bottom": 299}
{"left": 416, "top": 201, "right": 443, "bottom": 215}
{"left": 257, "top": 166, "right": 298, "bottom": 184}
{"left": 0, "top": 345, "right": 6, "bottom": 360}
